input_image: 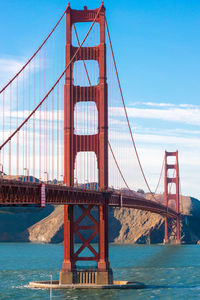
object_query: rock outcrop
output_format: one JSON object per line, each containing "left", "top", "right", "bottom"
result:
{"left": 113, "top": 208, "right": 164, "bottom": 244}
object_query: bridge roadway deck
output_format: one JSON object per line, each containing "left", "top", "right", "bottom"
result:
{"left": 0, "top": 179, "right": 178, "bottom": 218}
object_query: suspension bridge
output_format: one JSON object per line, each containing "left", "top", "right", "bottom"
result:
{"left": 0, "top": 3, "right": 181, "bottom": 287}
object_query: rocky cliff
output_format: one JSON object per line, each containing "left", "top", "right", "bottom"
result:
{"left": 1, "top": 195, "right": 200, "bottom": 244}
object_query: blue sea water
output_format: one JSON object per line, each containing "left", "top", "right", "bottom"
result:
{"left": 1, "top": 243, "right": 200, "bottom": 299}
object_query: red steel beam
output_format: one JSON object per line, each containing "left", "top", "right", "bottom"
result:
{"left": 0, "top": 179, "right": 178, "bottom": 218}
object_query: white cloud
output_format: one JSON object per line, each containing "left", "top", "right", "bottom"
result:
{"left": 0, "top": 58, "right": 25, "bottom": 89}
{"left": 132, "top": 102, "right": 175, "bottom": 107}
{"left": 131, "top": 102, "right": 200, "bottom": 109}
{"left": 110, "top": 105, "right": 200, "bottom": 126}
{"left": 134, "top": 133, "right": 200, "bottom": 148}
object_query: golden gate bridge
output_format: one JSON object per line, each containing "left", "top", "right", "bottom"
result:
{"left": 0, "top": 3, "right": 181, "bottom": 287}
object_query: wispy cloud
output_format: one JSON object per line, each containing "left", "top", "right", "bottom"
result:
{"left": 131, "top": 102, "right": 200, "bottom": 109}
{"left": 131, "top": 101, "right": 175, "bottom": 107}
{"left": 0, "top": 58, "right": 24, "bottom": 89}
{"left": 111, "top": 105, "right": 200, "bottom": 126}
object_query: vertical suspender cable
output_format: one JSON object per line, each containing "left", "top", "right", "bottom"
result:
{"left": 44, "top": 43, "right": 47, "bottom": 179}
{"left": 105, "top": 19, "right": 156, "bottom": 199}
{"left": 75, "top": 44, "right": 78, "bottom": 186}
{"left": 52, "top": 32, "right": 54, "bottom": 183}
{"left": 57, "top": 24, "right": 60, "bottom": 183}
{"left": 39, "top": 50, "right": 41, "bottom": 181}
{"left": 86, "top": 36, "right": 89, "bottom": 188}
{"left": 2, "top": 91, "right": 5, "bottom": 171}
{"left": 28, "top": 64, "right": 31, "bottom": 181}
{"left": 9, "top": 84, "right": 12, "bottom": 178}
{"left": 48, "top": 38, "right": 51, "bottom": 181}
{"left": 33, "top": 57, "right": 36, "bottom": 182}
{"left": 23, "top": 71, "right": 25, "bottom": 178}
{"left": 16, "top": 77, "right": 19, "bottom": 177}
{"left": 57, "top": 83, "right": 59, "bottom": 182}
{"left": 43, "top": 50, "right": 45, "bottom": 181}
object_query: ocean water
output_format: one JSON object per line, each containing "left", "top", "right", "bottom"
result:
{"left": 1, "top": 243, "right": 200, "bottom": 299}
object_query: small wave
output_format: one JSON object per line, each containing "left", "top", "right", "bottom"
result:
{"left": 11, "top": 285, "right": 25, "bottom": 289}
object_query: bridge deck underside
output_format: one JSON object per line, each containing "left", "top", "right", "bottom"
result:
{"left": 0, "top": 180, "right": 177, "bottom": 218}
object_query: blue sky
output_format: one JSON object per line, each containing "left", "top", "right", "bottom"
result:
{"left": 0, "top": 0, "right": 200, "bottom": 199}
{"left": 1, "top": 0, "right": 200, "bottom": 104}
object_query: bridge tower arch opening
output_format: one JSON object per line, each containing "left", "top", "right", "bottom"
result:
{"left": 60, "top": 3, "right": 113, "bottom": 285}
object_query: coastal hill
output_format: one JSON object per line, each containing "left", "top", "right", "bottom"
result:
{"left": 1, "top": 192, "right": 200, "bottom": 244}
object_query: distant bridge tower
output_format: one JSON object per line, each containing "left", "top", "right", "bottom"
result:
{"left": 59, "top": 3, "right": 113, "bottom": 285}
{"left": 164, "top": 151, "right": 181, "bottom": 244}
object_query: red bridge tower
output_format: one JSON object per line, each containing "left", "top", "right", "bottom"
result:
{"left": 164, "top": 151, "right": 181, "bottom": 244}
{"left": 59, "top": 3, "right": 113, "bottom": 285}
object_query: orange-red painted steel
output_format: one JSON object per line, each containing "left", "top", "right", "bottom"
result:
{"left": 0, "top": 179, "right": 178, "bottom": 219}
{"left": 63, "top": 3, "right": 110, "bottom": 272}
{"left": 164, "top": 151, "right": 181, "bottom": 243}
